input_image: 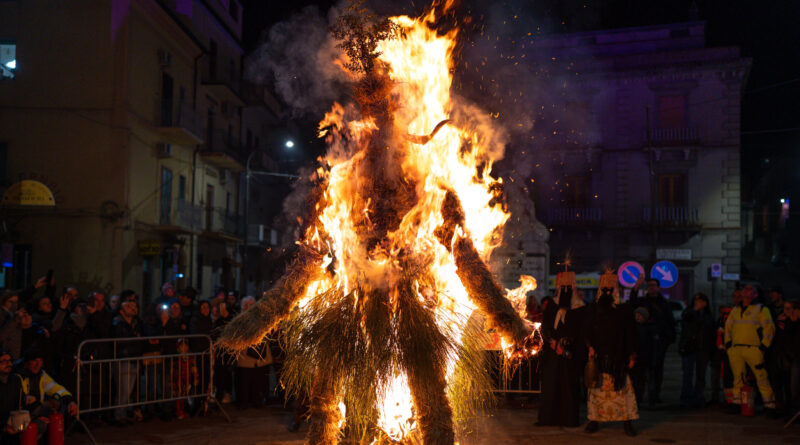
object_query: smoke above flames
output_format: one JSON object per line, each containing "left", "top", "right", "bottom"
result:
{"left": 244, "top": 5, "right": 349, "bottom": 118}
{"left": 248, "top": 0, "right": 602, "bottom": 250}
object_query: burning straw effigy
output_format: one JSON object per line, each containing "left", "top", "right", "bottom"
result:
{"left": 218, "top": 2, "right": 539, "bottom": 444}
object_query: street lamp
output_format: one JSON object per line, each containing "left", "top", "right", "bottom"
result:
{"left": 285, "top": 140, "right": 295, "bottom": 149}
{"left": 241, "top": 150, "right": 300, "bottom": 295}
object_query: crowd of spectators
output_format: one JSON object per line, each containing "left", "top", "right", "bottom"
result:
{"left": 0, "top": 271, "right": 798, "bottom": 442}
{"left": 524, "top": 275, "right": 800, "bottom": 436}
{"left": 0, "top": 277, "right": 283, "bottom": 443}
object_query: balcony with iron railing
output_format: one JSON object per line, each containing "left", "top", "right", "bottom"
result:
{"left": 200, "top": 128, "right": 244, "bottom": 171}
{"left": 155, "top": 101, "right": 205, "bottom": 145}
{"left": 645, "top": 127, "right": 700, "bottom": 146}
{"left": 542, "top": 207, "right": 603, "bottom": 225}
{"left": 157, "top": 199, "right": 202, "bottom": 234}
{"left": 642, "top": 206, "right": 700, "bottom": 228}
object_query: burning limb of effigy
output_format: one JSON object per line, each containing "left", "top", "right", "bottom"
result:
{"left": 218, "top": 1, "right": 540, "bottom": 444}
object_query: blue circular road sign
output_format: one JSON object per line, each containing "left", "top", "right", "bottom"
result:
{"left": 651, "top": 261, "right": 679, "bottom": 289}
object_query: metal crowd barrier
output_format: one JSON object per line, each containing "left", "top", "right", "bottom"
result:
{"left": 74, "top": 334, "right": 230, "bottom": 444}
{"left": 489, "top": 351, "right": 542, "bottom": 395}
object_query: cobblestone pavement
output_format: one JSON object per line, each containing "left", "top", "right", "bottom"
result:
{"left": 67, "top": 348, "right": 800, "bottom": 445}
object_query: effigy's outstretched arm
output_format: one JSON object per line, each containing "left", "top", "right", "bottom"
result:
{"left": 217, "top": 246, "right": 324, "bottom": 353}
{"left": 435, "top": 190, "right": 530, "bottom": 345}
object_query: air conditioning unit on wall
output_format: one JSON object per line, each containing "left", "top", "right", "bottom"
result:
{"left": 156, "top": 142, "right": 173, "bottom": 158}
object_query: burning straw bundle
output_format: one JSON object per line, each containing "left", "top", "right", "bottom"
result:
{"left": 218, "top": 2, "right": 533, "bottom": 444}
{"left": 217, "top": 246, "right": 324, "bottom": 353}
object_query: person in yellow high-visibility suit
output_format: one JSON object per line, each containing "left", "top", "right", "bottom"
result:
{"left": 724, "top": 284, "right": 776, "bottom": 415}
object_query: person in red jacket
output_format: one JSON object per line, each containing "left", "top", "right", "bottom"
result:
{"left": 172, "top": 338, "right": 199, "bottom": 419}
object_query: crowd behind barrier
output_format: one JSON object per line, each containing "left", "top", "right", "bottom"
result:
{"left": 73, "top": 334, "right": 228, "bottom": 444}
{"left": 0, "top": 274, "right": 797, "bottom": 443}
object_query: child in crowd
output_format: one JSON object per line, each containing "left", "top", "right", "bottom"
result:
{"left": 173, "top": 338, "right": 199, "bottom": 419}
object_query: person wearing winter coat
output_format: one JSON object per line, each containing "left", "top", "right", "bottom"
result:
{"left": 678, "top": 293, "right": 715, "bottom": 407}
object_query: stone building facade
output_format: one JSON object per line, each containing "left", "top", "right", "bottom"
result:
{"left": 528, "top": 22, "right": 750, "bottom": 304}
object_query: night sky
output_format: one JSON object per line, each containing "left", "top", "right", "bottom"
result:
{"left": 244, "top": 0, "right": 800, "bottom": 205}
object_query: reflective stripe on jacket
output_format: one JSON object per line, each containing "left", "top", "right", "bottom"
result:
{"left": 724, "top": 303, "right": 775, "bottom": 348}
{"left": 20, "top": 370, "right": 71, "bottom": 402}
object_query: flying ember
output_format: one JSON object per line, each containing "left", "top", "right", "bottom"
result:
{"left": 219, "top": 1, "right": 540, "bottom": 444}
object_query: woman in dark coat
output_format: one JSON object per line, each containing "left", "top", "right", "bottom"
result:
{"left": 536, "top": 272, "right": 586, "bottom": 427}
{"left": 678, "top": 293, "right": 715, "bottom": 408}
{"left": 55, "top": 300, "right": 91, "bottom": 396}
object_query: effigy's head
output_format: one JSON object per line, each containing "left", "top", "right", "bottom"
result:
{"left": 302, "top": 2, "right": 509, "bottom": 298}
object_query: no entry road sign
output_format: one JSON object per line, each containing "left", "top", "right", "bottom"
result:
{"left": 618, "top": 261, "right": 645, "bottom": 288}
{"left": 651, "top": 260, "right": 678, "bottom": 288}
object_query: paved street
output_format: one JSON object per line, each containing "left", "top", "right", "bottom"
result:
{"left": 67, "top": 348, "right": 800, "bottom": 445}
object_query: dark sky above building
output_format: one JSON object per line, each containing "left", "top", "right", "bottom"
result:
{"left": 244, "top": 0, "right": 800, "bottom": 200}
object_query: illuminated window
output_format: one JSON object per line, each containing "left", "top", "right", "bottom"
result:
{"left": 0, "top": 42, "right": 15, "bottom": 79}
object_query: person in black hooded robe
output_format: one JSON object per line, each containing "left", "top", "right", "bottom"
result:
{"left": 584, "top": 272, "right": 639, "bottom": 437}
{"left": 536, "top": 271, "right": 586, "bottom": 427}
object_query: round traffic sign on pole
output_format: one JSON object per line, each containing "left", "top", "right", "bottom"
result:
{"left": 651, "top": 261, "right": 679, "bottom": 289}
{"left": 618, "top": 261, "right": 645, "bottom": 288}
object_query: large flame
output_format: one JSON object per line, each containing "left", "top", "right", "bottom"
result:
{"left": 300, "top": 6, "right": 520, "bottom": 441}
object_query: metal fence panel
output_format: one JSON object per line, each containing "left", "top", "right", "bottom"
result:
{"left": 74, "top": 335, "right": 230, "bottom": 444}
